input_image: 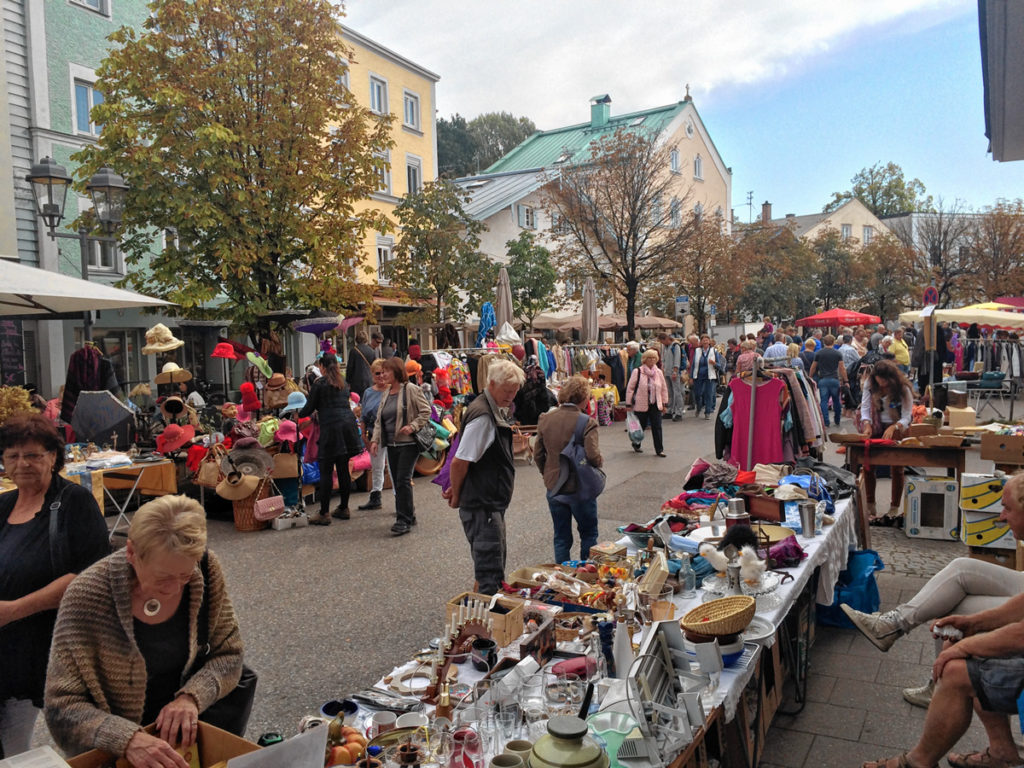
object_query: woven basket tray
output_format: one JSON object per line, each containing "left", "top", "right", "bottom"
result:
{"left": 232, "top": 482, "right": 270, "bottom": 532}
{"left": 681, "top": 595, "right": 755, "bottom": 637}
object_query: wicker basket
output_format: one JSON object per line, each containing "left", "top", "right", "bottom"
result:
{"left": 232, "top": 480, "right": 270, "bottom": 532}
{"left": 681, "top": 596, "right": 755, "bottom": 637}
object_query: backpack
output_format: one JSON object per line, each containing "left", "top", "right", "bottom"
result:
{"left": 551, "top": 413, "right": 606, "bottom": 504}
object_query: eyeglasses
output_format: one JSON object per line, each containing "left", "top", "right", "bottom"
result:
{"left": 2, "top": 452, "right": 48, "bottom": 464}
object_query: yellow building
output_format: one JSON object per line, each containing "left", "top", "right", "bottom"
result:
{"left": 341, "top": 27, "right": 439, "bottom": 341}
{"left": 763, "top": 198, "right": 891, "bottom": 247}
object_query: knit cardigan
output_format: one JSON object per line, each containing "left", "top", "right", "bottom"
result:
{"left": 45, "top": 549, "right": 243, "bottom": 757}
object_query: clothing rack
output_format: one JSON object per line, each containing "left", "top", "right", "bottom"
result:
{"left": 420, "top": 347, "right": 492, "bottom": 355}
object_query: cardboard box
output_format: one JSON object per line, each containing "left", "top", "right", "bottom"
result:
{"left": 960, "top": 474, "right": 1013, "bottom": 550}
{"left": 446, "top": 591, "right": 524, "bottom": 648}
{"left": 908, "top": 423, "right": 939, "bottom": 438}
{"left": 960, "top": 473, "right": 1007, "bottom": 513}
{"left": 905, "top": 477, "right": 960, "bottom": 540}
{"left": 968, "top": 543, "right": 1024, "bottom": 571}
{"left": 945, "top": 406, "right": 976, "bottom": 429}
{"left": 67, "top": 722, "right": 260, "bottom": 768}
{"left": 980, "top": 433, "right": 1024, "bottom": 465}
{"left": 947, "top": 389, "right": 969, "bottom": 408}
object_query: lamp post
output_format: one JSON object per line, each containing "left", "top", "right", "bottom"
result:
{"left": 25, "top": 156, "right": 129, "bottom": 342}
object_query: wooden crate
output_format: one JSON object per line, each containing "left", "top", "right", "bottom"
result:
{"left": 445, "top": 591, "right": 524, "bottom": 648}
{"left": 968, "top": 543, "right": 1024, "bottom": 571}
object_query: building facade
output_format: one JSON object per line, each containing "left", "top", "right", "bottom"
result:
{"left": 763, "top": 198, "right": 891, "bottom": 247}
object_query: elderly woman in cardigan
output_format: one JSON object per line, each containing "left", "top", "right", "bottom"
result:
{"left": 45, "top": 496, "right": 243, "bottom": 768}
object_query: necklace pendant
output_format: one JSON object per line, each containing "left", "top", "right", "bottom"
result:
{"left": 143, "top": 598, "right": 162, "bottom": 617}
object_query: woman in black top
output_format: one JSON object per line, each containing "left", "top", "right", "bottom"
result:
{"left": 298, "top": 354, "right": 362, "bottom": 525}
{"left": 0, "top": 413, "right": 107, "bottom": 757}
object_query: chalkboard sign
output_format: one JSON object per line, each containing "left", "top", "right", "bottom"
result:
{"left": 0, "top": 318, "right": 25, "bottom": 386}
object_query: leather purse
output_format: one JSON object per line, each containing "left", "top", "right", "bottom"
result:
{"left": 272, "top": 449, "right": 299, "bottom": 478}
{"left": 195, "top": 444, "right": 227, "bottom": 488}
{"left": 253, "top": 482, "right": 285, "bottom": 521}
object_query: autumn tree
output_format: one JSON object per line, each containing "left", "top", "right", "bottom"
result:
{"left": 74, "top": 0, "right": 391, "bottom": 340}
{"left": 825, "top": 161, "right": 934, "bottom": 217}
{"left": 811, "top": 228, "right": 861, "bottom": 310}
{"left": 655, "top": 213, "right": 733, "bottom": 333}
{"left": 887, "top": 199, "right": 976, "bottom": 307}
{"left": 544, "top": 127, "right": 698, "bottom": 334}
{"left": 387, "top": 180, "right": 496, "bottom": 324}
{"left": 966, "top": 199, "right": 1024, "bottom": 300}
{"left": 734, "top": 224, "right": 818, "bottom": 322}
{"left": 858, "top": 233, "right": 916, "bottom": 319}
{"left": 505, "top": 231, "right": 558, "bottom": 331}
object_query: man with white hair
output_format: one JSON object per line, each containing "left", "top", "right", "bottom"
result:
{"left": 443, "top": 359, "right": 526, "bottom": 594}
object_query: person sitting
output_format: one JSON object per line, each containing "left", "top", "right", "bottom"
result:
{"left": 862, "top": 472, "right": 1024, "bottom": 768}
{"left": 45, "top": 495, "right": 244, "bottom": 768}
{"left": 0, "top": 414, "right": 108, "bottom": 757}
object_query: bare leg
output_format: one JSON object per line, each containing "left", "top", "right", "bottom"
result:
{"left": 905, "top": 659, "right": 975, "bottom": 767}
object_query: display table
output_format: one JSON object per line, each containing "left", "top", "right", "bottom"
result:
{"left": 66, "top": 459, "right": 177, "bottom": 539}
{"left": 844, "top": 443, "right": 967, "bottom": 484}
{"left": 591, "top": 385, "right": 620, "bottom": 405}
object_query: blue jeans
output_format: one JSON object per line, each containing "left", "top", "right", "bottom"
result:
{"left": 818, "top": 377, "right": 841, "bottom": 427}
{"left": 547, "top": 492, "right": 598, "bottom": 564}
{"left": 694, "top": 377, "right": 716, "bottom": 415}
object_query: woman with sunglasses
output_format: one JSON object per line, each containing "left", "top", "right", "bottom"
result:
{"left": 357, "top": 358, "right": 389, "bottom": 511}
{"left": 0, "top": 413, "right": 107, "bottom": 757}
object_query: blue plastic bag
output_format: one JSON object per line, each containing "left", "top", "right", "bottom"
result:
{"left": 780, "top": 473, "right": 835, "bottom": 515}
{"left": 817, "top": 549, "right": 885, "bottom": 628}
{"left": 301, "top": 461, "right": 320, "bottom": 485}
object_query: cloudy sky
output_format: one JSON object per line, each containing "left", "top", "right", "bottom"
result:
{"left": 342, "top": 0, "right": 1023, "bottom": 221}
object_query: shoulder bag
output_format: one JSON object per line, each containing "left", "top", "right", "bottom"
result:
{"left": 551, "top": 413, "right": 606, "bottom": 504}
{"left": 253, "top": 479, "right": 285, "bottom": 521}
{"left": 196, "top": 444, "right": 228, "bottom": 488}
{"left": 196, "top": 554, "right": 258, "bottom": 736}
{"left": 406, "top": 384, "right": 435, "bottom": 453}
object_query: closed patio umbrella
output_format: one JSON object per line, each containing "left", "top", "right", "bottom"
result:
{"left": 581, "top": 277, "right": 598, "bottom": 343}
{"left": 494, "top": 266, "right": 514, "bottom": 330}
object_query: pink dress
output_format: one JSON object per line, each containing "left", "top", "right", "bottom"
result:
{"left": 729, "top": 377, "right": 785, "bottom": 470}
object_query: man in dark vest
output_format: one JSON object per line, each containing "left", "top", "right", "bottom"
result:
{"left": 443, "top": 359, "right": 526, "bottom": 594}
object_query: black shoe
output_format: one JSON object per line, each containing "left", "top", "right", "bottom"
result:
{"left": 409, "top": 517, "right": 417, "bottom": 526}
{"left": 358, "top": 491, "right": 382, "bottom": 511}
{"left": 632, "top": 444, "right": 643, "bottom": 453}
{"left": 656, "top": 452, "right": 667, "bottom": 458}
{"left": 332, "top": 507, "right": 351, "bottom": 520}
{"left": 390, "top": 522, "right": 411, "bottom": 536}
{"left": 672, "top": 415, "right": 683, "bottom": 422}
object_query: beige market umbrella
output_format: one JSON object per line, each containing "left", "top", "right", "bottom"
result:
{"left": 494, "top": 266, "right": 514, "bottom": 330}
{"left": 581, "top": 277, "right": 598, "bottom": 343}
{"left": 633, "top": 314, "right": 683, "bottom": 330}
{"left": 556, "top": 313, "right": 622, "bottom": 333}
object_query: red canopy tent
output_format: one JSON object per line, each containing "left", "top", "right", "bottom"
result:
{"left": 796, "top": 308, "right": 881, "bottom": 327}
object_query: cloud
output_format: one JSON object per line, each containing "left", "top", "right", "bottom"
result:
{"left": 342, "top": 0, "right": 970, "bottom": 126}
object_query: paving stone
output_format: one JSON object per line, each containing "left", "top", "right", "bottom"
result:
{"left": 759, "top": 725, "right": 814, "bottom": 767}
{"left": 811, "top": 649, "right": 881, "bottom": 681}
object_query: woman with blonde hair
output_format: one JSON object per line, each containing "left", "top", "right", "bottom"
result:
{"left": 45, "top": 495, "right": 243, "bottom": 768}
{"left": 625, "top": 349, "right": 669, "bottom": 457}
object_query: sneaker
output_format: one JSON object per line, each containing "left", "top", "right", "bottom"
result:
{"left": 840, "top": 605, "right": 906, "bottom": 651}
{"left": 390, "top": 522, "right": 411, "bottom": 536}
{"left": 632, "top": 443, "right": 643, "bottom": 453}
{"left": 703, "top": 413, "right": 710, "bottom": 420}
{"left": 332, "top": 507, "right": 351, "bottom": 520}
{"left": 902, "top": 680, "right": 934, "bottom": 709}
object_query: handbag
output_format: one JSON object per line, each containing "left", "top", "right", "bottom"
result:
{"left": 197, "top": 554, "right": 257, "bottom": 736}
{"left": 272, "top": 448, "right": 299, "bottom": 479}
{"left": 253, "top": 480, "right": 285, "bottom": 521}
{"left": 195, "top": 444, "right": 227, "bottom": 488}
{"left": 405, "top": 383, "right": 435, "bottom": 452}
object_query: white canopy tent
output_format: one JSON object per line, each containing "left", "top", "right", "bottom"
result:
{"left": 898, "top": 305, "right": 1024, "bottom": 330}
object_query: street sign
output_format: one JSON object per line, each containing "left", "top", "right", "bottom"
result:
{"left": 675, "top": 295, "right": 690, "bottom": 316}
{"left": 922, "top": 286, "right": 938, "bottom": 306}
{"left": 710, "top": 304, "right": 717, "bottom": 316}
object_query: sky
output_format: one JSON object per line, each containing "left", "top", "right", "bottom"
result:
{"left": 342, "top": 0, "right": 1024, "bottom": 222}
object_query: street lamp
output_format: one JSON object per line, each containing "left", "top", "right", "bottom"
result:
{"left": 25, "top": 157, "right": 129, "bottom": 342}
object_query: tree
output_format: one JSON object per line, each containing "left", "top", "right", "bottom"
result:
{"left": 505, "top": 231, "right": 558, "bottom": 331}
{"left": 544, "top": 127, "right": 698, "bottom": 335}
{"left": 468, "top": 112, "right": 536, "bottom": 171}
{"left": 387, "top": 180, "right": 496, "bottom": 324}
{"left": 437, "top": 114, "right": 478, "bottom": 178}
{"left": 858, "top": 233, "right": 917, "bottom": 319}
{"left": 810, "top": 228, "right": 860, "bottom": 310}
{"left": 74, "top": 0, "right": 391, "bottom": 341}
{"left": 966, "top": 199, "right": 1024, "bottom": 301}
{"left": 888, "top": 199, "right": 975, "bottom": 307}
{"left": 734, "top": 224, "right": 818, "bottom": 322}
{"left": 825, "top": 161, "right": 934, "bottom": 217}
{"left": 655, "top": 213, "right": 733, "bottom": 333}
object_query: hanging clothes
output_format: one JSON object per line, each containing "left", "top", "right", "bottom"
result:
{"left": 60, "top": 346, "right": 120, "bottom": 423}
{"left": 729, "top": 377, "right": 786, "bottom": 470}
{"left": 602, "top": 351, "right": 627, "bottom": 399}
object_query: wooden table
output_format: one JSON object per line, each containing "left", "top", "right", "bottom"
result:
{"left": 67, "top": 459, "right": 177, "bottom": 539}
{"left": 844, "top": 443, "right": 967, "bottom": 484}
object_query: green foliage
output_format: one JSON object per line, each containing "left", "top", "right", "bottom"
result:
{"left": 437, "top": 114, "right": 479, "bottom": 177}
{"left": 73, "top": 0, "right": 392, "bottom": 337}
{"left": 505, "top": 231, "right": 558, "bottom": 329}
{"left": 810, "top": 228, "right": 859, "bottom": 310}
{"left": 859, "top": 233, "right": 916, "bottom": 318}
{"left": 825, "top": 161, "right": 933, "bottom": 217}
{"left": 735, "top": 225, "right": 818, "bottom": 322}
{"left": 388, "top": 180, "right": 496, "bottom": 323}
{"left": 968, "top": 199, "right": 1024, "bottom": 301}
{"left": 437, "top": 111, "right": 537, "bottom": 177}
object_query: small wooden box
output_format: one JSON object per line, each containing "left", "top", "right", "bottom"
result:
{"left": 981, "top": 433, "right": 1024, "bottom": 465}
{"left": 446, "top": 592, "right": 524, "bottom": 648}
{"left": 739, "top": 491, "right": 785, "bottom": 523}
{"left": 947, "top": 390, "right": 969, "bottom": 408}
{"left": 589, "top": 541, "right": 627, "bottom": 559}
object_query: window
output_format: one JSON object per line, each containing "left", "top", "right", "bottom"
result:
{"left": 551, "top": 212, "right": 568, "bottom": 234}
{"left": 651, "top": 195, "right": 662, "bottom": 226}
{"left": 403, "top": 91, "right": 420, "bottom": 131}
{"left": 517, "top": 204, "right": 536, "bottom": 229}
{"left": 162, "top": 228, "right": 179, "bottom": 252}
{"left": 406, "top": 155, "right": 422, "bottom": 195}
{"left": 693, "top": 154, "right": 703, "bottom": 180}
{"left": 376, "top": 238, "right": 393, "bottom": 284}
{"left": 670, "top": 148, "right": 680, "bottom": 174}
{"left": 670, "top": 198, "right": 682, "bottom": 228}
{"left": 87, "top": 238, "right": 118, "bottom": 271}
{"left": 72, "top": 0, "right": 106, "bottom": 12}
{"left": 339, "top": 61, "right": 350, "bottom": 91}
{"left": 862, "top": 225, "right": 873, "bottom": 245}
{"left": 369, "top": 75, "right": 388, "bottom": 115}
{"left": 374, "top": 151, "right": 391, "bottom": 195}
{"left": 74, "top": 80, "right": 104, "bottom": 136}
{"left": 841, "top": 224, "right": 852, "bottom": 241}
{"left": 694, "top": 202, "right": 704, "bottom": 221}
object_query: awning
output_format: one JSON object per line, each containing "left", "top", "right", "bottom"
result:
{"left": 0, "top": 258, "right": 172, "bottom": 317}
{"left": 898, "top": 306, "right": 1024, "bottom": 330}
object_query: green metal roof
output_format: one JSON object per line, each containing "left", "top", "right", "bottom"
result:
{"left": 484, "top": 100, "right": 689, "bottom": 174}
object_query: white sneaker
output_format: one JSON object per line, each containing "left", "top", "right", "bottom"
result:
{"left": 840, "top": 605, "right": 906, "bottom": 651}
{"left": 902, "top": 680, "right": 933, "bottom": 708}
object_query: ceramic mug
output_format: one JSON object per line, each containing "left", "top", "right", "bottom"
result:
{"left": 365, "top": 710, "right": 396, "bottom": 738}
{"left": 490, "top": 755, "right": 523, "bottom": 768}
{"left": 503, "top": 739, "right": 534, "bottom": 765}
{"left": 471, "top": 638, "right": 498, "bottom": 672}
{"left": 396, "top": 712, "right": 429, "bottom": 729}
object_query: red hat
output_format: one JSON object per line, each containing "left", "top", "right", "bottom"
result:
{"left": 240, "top": 382, "right": 261, "bottom": 413}
{"left": 211, "top": 342, "right": 241, "bottom": 360}
{"left": 156, "top": 423, "right": 196, "bottom": 454}
{"left": 511, "top": 344, "right": 526, "bottom": 361}
{"left": 405, "top": 359, "right": 422, "bottom": 375}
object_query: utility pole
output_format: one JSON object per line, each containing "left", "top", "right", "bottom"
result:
{"left": 746, "top": 191, "right": 754, "bottom": 224}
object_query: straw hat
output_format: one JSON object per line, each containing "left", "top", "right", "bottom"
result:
{"left": 245, "top": 351, "right": 272, "bottom": 378}
{"left": 142, "top": 323, "right": 184, "bottom": 354}
{"left": 216, "top": 472, "right": 260, "bottom": 501}
{"left": 156, "top": 423, "right": 195, "bottom": 454}
{"left": 160, "top": 395, "right": 186, "bottom": 422}
{"left": 280, "top": 391, "right": 306, "bottom": 414}
{"left": 155, "top": 362, "right": 193, "bottom": 385}
{"left": 222, "top": 437, "right": 273, "bottom": 478}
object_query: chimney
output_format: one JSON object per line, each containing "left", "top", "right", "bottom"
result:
{"left": 785, "top": 213, "right": 795, "bottom": 220}
{"left": 590, "top": 94, "right": 611, "bottom": 129}
{"left": 761, "top": 201, "right": 772, "bottom": 224}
